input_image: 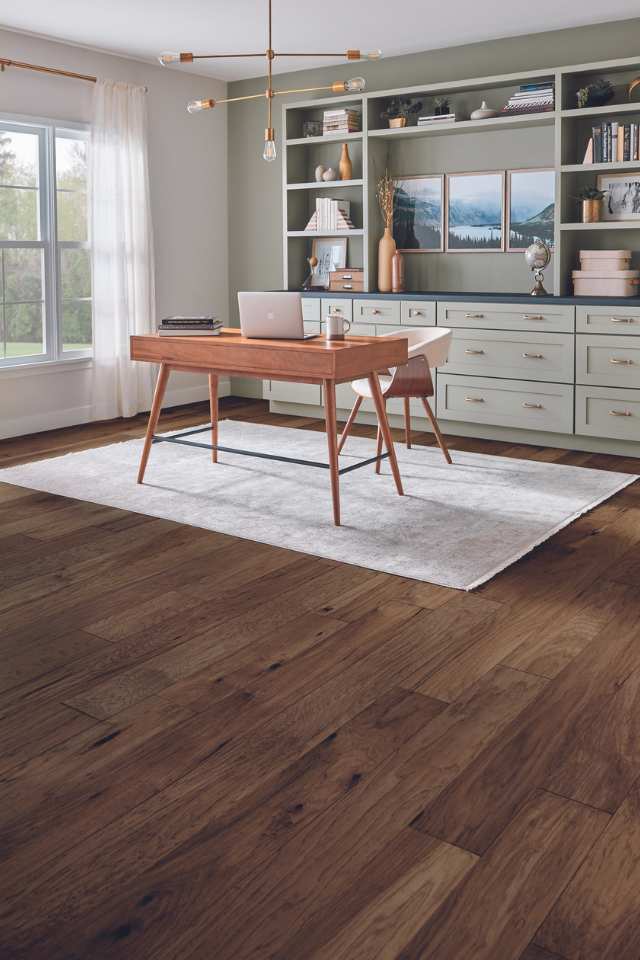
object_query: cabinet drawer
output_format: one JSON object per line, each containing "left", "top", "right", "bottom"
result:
{"left": 353, "top": 299, "right": 401, "bottom": 325}
{"left": 301, "top": 298, "right": 321, "bottom": 324}
{"left": 576, "top": 305, "right": 640, "bottom": 335}
{"left": 437, "top": 374, "right": 574, "bottom": 434}
{"left": 576, "top": 385, "right": 640, "bottom": 441}
{"left": 321, "top": 298, "right": 353, "bottom": 321}
{"left": 576, "top": 334, "right": 640, "bottom": 389}
{"left": 401, "top": 301, "right": 436, "bottom": 326}
{"left": 446, "top": 329, "right": 574, "bottom": 383}
{"left": 438, "top": 301, "right": 574, "bottom": 334}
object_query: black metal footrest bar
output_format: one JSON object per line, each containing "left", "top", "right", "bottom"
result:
{"left": 151, "top": 425, "right": 389, "bottom": 475}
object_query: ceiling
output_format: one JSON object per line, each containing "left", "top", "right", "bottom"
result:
{"left": 1, "top": 0, "right": 638, "bottom": 82}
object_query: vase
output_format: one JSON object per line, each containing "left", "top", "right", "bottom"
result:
{"left": 391, "top": 251, "right": 405, "bottom": 293}
{"left": 378, "top": 226, "right": 396, "bottom": 293}
{"left": 582, "top": 199, "right": 602, "bottom": 223}
{"left": 339, "top": 143, "right": 353, "bottom": 181}
{"left": 389, "top": 117, "right": 407, "bottom": 128}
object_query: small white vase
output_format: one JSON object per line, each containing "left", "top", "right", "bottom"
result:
{"left": 470, "top": 100, "right": 498, "bottom": 120}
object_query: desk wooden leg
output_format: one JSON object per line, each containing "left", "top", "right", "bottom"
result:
{"left": 369, "top": 373, "right": 404, "bottom": 496}
{"left": 208, "top": 373, "right": 219, "bottom": 463}
{"left": 137, "top": 362, "right": 170, "bottom": 484}
{"left": 323, "top": 379, "right": 341, "bottom": 526}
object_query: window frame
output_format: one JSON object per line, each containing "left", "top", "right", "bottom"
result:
{"left": 0, "top": 113, "right": 91, "bottom": 370}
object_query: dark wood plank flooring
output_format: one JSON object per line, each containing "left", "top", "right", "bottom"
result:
{"left": 1, "top": 397, "right": 640, "bottom": 959}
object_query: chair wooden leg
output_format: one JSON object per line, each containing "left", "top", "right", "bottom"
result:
{"left": 323, "top": 379, "right": 341, "bottom": 526}
{"left": 369, "top": 374, "right": 404, "bottom": 496}
{"left": 420, "top": 396, "right": 452, "bottom": 464}
{"left": 208, "top": 373, "right": 219, "bottom": 463}
{"left": 375, "top": 423, "right": 383, "bottom": 474}
{"left": 137, "top": 363, "right": 170, "bottom": 484}
{"left": 403, "top": 397, "right": 412, "bottom": 449}
{"left": 337, "top": 395, "right": 362, "bottom": 454}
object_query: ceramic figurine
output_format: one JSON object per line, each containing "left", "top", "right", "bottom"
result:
{"left": 470, "top": 100, "right": 498, "bottom": 120}
{"left": 322, "top": 167, "right": 337, "bottom": 181}
{"left": 314, "top": 164, "right": 326, "bottom": 182}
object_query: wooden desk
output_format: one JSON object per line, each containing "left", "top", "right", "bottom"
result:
{"left": 130, "top": 329, "right": 408, "bottom": 525}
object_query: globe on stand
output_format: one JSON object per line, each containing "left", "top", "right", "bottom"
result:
{"left": 525, "top": 240, "right": 551, "bottom": 296}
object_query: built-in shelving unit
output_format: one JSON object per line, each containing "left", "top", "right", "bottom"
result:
{"left": 281, "top": 54, "right": 640, "bottom": 296}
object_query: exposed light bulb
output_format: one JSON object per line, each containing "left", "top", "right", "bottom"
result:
{"left": 366, "top": 49, "right": 382, "bottom": 60}
{"left": 187, "top": 98, "right": 216, "bottom": 113}
{"left": 344, "top": 77, "right": 366, "bottom": 93}
{"left": 158, "top": 51, "right": 180, "bottom": 66}
{"left": 263, "top": 138, "right": 277, "bottom": 162}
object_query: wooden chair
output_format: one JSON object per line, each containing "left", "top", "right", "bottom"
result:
{"left": 337, "top": 327, "right": 453, "bottom": 468}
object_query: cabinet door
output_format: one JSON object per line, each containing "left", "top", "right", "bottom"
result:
{"left": 401, "top": 301, "right": 436, "bottom": 326}
{"left": 353, "top": 299, "right": 401, "bottom": 325}
{"left": 576, "top": 334, "right": 640, "bottom": 389}
{"left": 576, "top": 305, "right": 640, "bottom": 335}
{"left": 576, "top": 384, "right": 640, "bottom": 440}
{"left": 321, "top": 298, "right": 353, "bottom": 322}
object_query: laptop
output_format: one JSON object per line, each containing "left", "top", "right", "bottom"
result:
{"left": 238, "top": 292, "right": 317, "bottom": 340}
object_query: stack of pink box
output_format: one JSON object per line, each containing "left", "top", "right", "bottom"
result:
{"left": 573, "top": 250, "right": 639, "bottom": 297}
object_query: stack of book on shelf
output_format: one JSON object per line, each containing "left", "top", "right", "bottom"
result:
{"left": 583, "top": 122, "right": 640, "bottom": 163}
{"left": 305, "top": 198, "right": 354, "bottom": 232}
{"left": 501, "top": 81, "right": 554, "bottom": 114}
{"left": 158, "top": 316, "right": 222, "bottom": 336}
{"left": 322, "top": 108, "right": 361, "bottom": 135}
{"left": 417, "top": 112, "right": 457, "bottom": 126}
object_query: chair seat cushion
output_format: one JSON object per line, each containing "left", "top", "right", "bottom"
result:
{"left": 351, "top": 375, "right": 393, "bottom": 398}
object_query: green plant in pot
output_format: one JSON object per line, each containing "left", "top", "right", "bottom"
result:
{"left": 576, "top": 78, "right": 614, "bottom": 109}
{"left": 574, "top": 185, "right": 608, "bottom": 223}
{"left": 380, "top": 97, "right": 423, "bottom": 128}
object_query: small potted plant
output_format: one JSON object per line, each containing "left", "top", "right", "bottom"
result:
{"left": 575, "top": 186, "right": 608, "bottom": 223}
{"left": 433, "top": 96, "right": 450, "bottom": 116}
{"left": 380, "top": 97, "right": 423, "bottom": 129}
{"left": 576, "top": 78, "right": 614, "bottom": 109}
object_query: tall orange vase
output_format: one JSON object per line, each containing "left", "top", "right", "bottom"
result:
{"left": 378, "top": 226, "right": 396, "bottom": 293}
{"left": 339, "top": 143, "right": 353, "bottom": 181}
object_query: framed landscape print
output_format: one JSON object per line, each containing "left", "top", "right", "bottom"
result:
{"left": 311, "top": 237, "right": 347, "bottom": 288}
{"left": 507, "top": 168, "right": 555, "bottom": 251}
{"left": 446, "top": 172, "right": 505, "bottom": 252}
{"left": 392, "top": 175, "right": 444, "bottom": 252}
{"left": 597, "top": 172, "right": 640, "bottom": 221}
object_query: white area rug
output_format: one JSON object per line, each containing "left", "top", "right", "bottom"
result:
{"left": 1, "top": 420, "right": 636, "bottom": 590}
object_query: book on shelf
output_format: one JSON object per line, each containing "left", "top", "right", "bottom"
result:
{"left": 501, "top": 82, "right": 554, "bottom": 114}
{"left": 305, "top": 198, "right": 354, "bottom": 232}
{"left": 417, "top": 113, "right": 457, "bottom": 124}
{"left": 322, "top": 108, "right": 361, "bottom": 134}
{"left": 586, "top": 121, "right": 640, "bottom": 162}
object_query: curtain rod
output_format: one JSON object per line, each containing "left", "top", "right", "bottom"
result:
{"left": 0, "top": 56, "right": 97, "bottom": 83}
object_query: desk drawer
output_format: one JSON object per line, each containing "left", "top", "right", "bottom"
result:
{"left": 576, "top": 305, "right": 640, "bottom": 335}
{"left": 401, "top": 301, "right": 436, "bottom": 326}
{"left": 321, "top": 298, "right": 353, "bottom": 322}
{"left": 576, "top": 334, "right": 640, "bottom": 389}
{"left": 301, "top": 298, "right": 321, "bottom": 324}
{"left": 354, "top": 299, "right": 401, "bottom": 326}
{"left": 438, "top": 301, "right": 574, "bottom": 333}
{"left": 445, "top": 329, "right": 574, "bottom": 383}
{"left": 437, "top": 374, "right": 573, "bottom": 434}
{"left": 576, "top": 385, "right": 640, "bottom": 441}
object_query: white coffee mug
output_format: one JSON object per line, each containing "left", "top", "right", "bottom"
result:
{"left": 324, "top": 312, "right": 351, "bottom": 341}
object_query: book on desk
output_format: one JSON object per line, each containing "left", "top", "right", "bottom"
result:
{"left": 158, "top": 316, "right": 222, "bottom": 336}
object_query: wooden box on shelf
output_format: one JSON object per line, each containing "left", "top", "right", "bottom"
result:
{"left": 329, "top": 269, "right": 364, "bottom": 292}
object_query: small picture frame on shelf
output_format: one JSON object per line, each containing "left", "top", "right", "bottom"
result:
{"left": 311, "top": 237, "right": 347, "bottom": 288}
{"left": 506, "top": 168, "right": 555, "bottom": 252}
{"left": 446, "top": 171, "right": 505, "bottom": 252}
{"left": 597, "top": 172, "right": 640, "bottom": 221}
{"left": 392, "top": 175, "right": 444, "bottom": 252}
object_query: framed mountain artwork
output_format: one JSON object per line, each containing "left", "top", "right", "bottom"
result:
{"left": 507, "top": 168, "right": 555, "bottom": 251}
{"left": 392, "top": 175, "right": 444, "bottom": 252}
{"left": 446, "top": 171, "right": 505, "bottom": 252}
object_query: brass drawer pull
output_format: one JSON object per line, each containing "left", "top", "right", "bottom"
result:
{"left": 465, "top": 313, "right": 484, "bottom": 319}
{"left": 523, "top": 401, "right": 544, "bottom": 409}
{"left": 464, "top": 348, "right": 485, "bottom": 355}
{"left": 411, "top": 310, "right": 424, "bottom": 317}
{"left": 523, "top": 314, "right": 544, "bottom": 321}
{"left": 522, "top": 352, "right": 544, "bottom": 359}
{"left": 610, "top": 316, "right": 635, "bottom": 323}
{"left": 464, "top": 396, "right": 485, "bottom": 403}
{"left": 342, "top": 284, "right": 353, "bottom": 290}
{"left": 609, "top": 357, "right": 634, "bottom": 365}
{"left": 341, "top": 274, "right": 353, "bottom": 280}
{"left": 372, "top": 309, "right": 382, "bottom": 315}
{"left": 609, "top": 409, "right": 633, "bottom": 417}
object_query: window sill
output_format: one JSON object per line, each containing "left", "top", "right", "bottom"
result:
{"left": 0, "top": 356, "right": 93, "bottom": 379}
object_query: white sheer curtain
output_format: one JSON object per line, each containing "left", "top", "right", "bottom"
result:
{"left": 90, "top": 79, "right": 156, "bottom": 420}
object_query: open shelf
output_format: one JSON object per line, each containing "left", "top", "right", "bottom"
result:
{"left": 561, "top": 103, "right": 640, "bottom": 119}
{"left": 368, "top": 112, "right": 555, "bottom": 140}
{"left": 560, "top": 221, "right": 640, "bottom": 231}
{"left": 286, "top": 131, "right": 363, "bottom": 147}
{"left": 286, "top": 179, "right": 364, "bottom": 191}
{"left": 561, "top": 161, "right": 640, "bottom": 173}
{"left": 287, "top": 229, "right": 364, "bottom": 238}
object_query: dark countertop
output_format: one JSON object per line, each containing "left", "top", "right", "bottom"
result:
{"left": 300, "top": 290, "right": 640, "bottom": 307}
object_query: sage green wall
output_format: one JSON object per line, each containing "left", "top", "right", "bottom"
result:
{"left": 227, "top": 17, "right": 640, "bottom": 394}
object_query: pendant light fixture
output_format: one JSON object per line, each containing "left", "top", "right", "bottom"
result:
{"left": 159, "top": 0, "right": 381, "bottom": 161}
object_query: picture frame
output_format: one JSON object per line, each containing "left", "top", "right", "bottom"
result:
{"left": 311, "top": 237, "right": 347, "bottom": 288}
{"left": 597, "top": 172, "right": 640, "bottom": 221}
{"left": 392, "top": 175, "right": 444, "bottom": 252}
{"left": 446, "top": 171, "right": 505, "bottom": 253}
{"left": 506, "top": 168, "right": 555, "bottom": 252}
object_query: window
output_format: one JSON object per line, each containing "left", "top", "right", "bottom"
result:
{"left": 0, "top": 117, "right": 91, "bottom": 367}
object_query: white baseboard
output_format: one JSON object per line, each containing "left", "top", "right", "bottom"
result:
{"left": 0, "top": 379, "right": 230, "bottom": 440}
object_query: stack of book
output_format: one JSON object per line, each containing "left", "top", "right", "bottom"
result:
{"left": 417, "top": 112, "right": 457, "bottom": 126}
{"left": 305, "top": 198, "right": 353, "bottom": 232}
{"left": 158, "top": 316, "right": 222, "bottom": 337}
{"left": 501, "top": 82, "right": 555, "bottom": 115}
{"left": 322, "top": 108, "right": 361, "bottom": 135}
{"left": 584, "top": 122, "right": 640, "bottom": 163}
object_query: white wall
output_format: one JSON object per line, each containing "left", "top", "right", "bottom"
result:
{"left": 0, "top": 28, "right": 229, "bottom": 438}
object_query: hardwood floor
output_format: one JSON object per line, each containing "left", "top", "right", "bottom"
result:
{"left": 1, "top": 396, "right": 640, "bottom": 959}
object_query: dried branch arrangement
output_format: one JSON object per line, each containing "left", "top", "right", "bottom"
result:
{"left": 377, "top": 170, "right": 395, "bottom": 229}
